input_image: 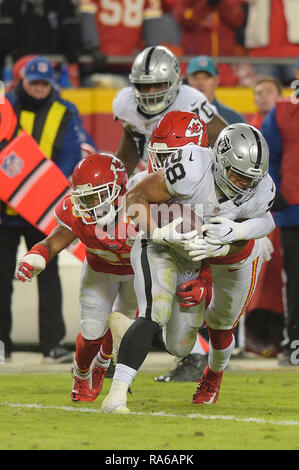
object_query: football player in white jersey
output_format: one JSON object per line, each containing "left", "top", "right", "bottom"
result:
{"left": 113, "top": 45, "right": 227, "bottom": 176}
{"left": 101, "top": 117, "right": 276, "bottom": 414}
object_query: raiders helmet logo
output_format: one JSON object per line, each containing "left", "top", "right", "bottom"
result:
{"left": 217, "top": 135, "right": 231, "bottom": 155}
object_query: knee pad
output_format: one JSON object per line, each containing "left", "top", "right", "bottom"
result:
{"left": 80, "top": 318, "right": 108, "bottom": 340}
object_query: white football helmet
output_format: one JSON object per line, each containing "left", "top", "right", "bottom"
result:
{"left": 212, "top": 123, "right": 269, "bottom": 205}
{"left": 129, "top": 46, "right": 181, "bottom": 116}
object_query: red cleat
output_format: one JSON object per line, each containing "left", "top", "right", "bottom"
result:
{"left": 192, "top": 365, "right": 223, "bottom": 404}
{"left": 91, "top": 364, "right": 107, "bottom": 398}
{"left": 71, "top": 375, "right": 95, "bottom": 402}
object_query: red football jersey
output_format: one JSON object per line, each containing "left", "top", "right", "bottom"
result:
{"left": 91, "top": 0, "right": 153, "bottom": 55}
{"left": 55, "top": 196, "right": 137, "bottom": 275}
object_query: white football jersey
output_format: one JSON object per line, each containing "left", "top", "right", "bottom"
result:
{"left": 113, "top": 84, "right": 217, "bottom": 160}
{"left": 164, "top": 144, "right": 275, "bottom": 224}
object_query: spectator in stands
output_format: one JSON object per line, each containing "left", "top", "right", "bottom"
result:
{"left": 0, "top": 57, "right": 82, "bottom": 363}
{"left": 261, "top": 84, "right": 299, "bottom": 366}
{"left": 142, "top": 0, "right": 182, "bottom": 57}
{"left": 174, "top": 0, "right": 245, "bottom": 85}
{"left": 0, "top": 0, "right": 81, "bottom": 64}
{"left": 244, "top": 0, "right": 299, "bottom": 87}
{"left": 79, "top": 0, "right": 182, "bottom": 84}
{"left": 174, "top": 0, "right": 245, "bottom": 56}
{"left": 249, "top": 77, "right": 283, "bottom": 129}
{"left": 185, "top": 55, "right": 246, "bottom": 124}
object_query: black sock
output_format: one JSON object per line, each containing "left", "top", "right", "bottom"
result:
{"left": 118, "top": 317, "right": 159, "bottom": 370}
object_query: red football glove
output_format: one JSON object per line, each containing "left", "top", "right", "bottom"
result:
{"left": 176, "top": 262, "right": 213, "bottom": 308}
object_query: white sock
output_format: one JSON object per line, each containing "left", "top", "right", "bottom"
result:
{"left": 74, "top": 362, "right": 91, "bottom": 379}
{"left": 95, "top": 346, "right": 111, "bottom": 369}
{"left": 208, "top": 336, "right": 235, "bottom": 373}
{"left": 113, "top": 363, "right": 137, "bottom": 386}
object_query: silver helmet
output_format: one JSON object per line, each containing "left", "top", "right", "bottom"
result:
{"left": 129, "top": 46, "right": 181, "bottom": 116}
{"left": 212, "top": 123, "right": 269, "bottom": 205}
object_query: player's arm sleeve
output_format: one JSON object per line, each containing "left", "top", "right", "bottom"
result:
{"left": 238, "top": 211, "right": 276, "bottom": 240}
{"left": 237, "top": 175, "right": 276, "bottom": 239}
{"left": 54, "top": 199, "right": 75, "bottom": 233}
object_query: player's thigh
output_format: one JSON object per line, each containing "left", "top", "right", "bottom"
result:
{"left": 113, "top": 275, "right": 137, "bottom": 319}
{"left": 206, "top": 252, "right": 263, "bottom": 330}
{"left": 164, "top": 291, "right": 205, "bottom": 358}
{"left": 130, "top": 237, "right": 177, "bottom": 326}
{"left": 79, "top": 260, "right": 120, "bottom": 321}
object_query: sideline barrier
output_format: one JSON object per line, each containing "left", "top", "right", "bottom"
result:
{"left": 60, "top": 86, "right": 293, "bottom": 153}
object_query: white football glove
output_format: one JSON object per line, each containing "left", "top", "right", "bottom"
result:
{"left": 15, "top": 253, "right": 47, "bottom": 283}
{"left": 186, "top": 237, "right": 230, "bottom": 261}
{"left": 261, "top": 236, "right": 274, "bottom": 262}
{"left": 152, "top": 217, "right": 198, "bottom": 247}
{"left": 202, "top": 216, "right": 244, "bottom": 245}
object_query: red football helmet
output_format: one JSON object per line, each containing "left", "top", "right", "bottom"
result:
{"left": 147, "top": 111, "right": 209, "bottom": 172}
{"left": 71, "top": 153, "right": 128, "bottom": 225}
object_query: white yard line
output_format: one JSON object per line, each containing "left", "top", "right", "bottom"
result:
{"left": 2, "top": 402, "right": 299, "bottom": 426}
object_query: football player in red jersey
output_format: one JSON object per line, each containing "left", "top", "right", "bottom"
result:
{"left": 16, "top": 153, "right": 138, "bottom": 402}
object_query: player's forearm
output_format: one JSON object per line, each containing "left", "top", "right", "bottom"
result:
{"left": 126, "top": 170, "right": 172, "bottom": 236}
{"left": 116, "top": 130, "right": 140, "bottom": 176}
{"left": 125, "top": 192, "right": 157, "bottom": 236}
{"left": 239, "top": 212, "right": 275, "bottom": 240}
{"left": 40, "top": 226, "right": 78, "bottom": 261}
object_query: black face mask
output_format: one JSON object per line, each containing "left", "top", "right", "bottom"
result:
{"left": 16, "top": 80, "right": 53, "bottom": 111}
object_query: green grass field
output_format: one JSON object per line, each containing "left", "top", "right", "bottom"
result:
{"left": 1, "top": 369, "right": 299, "bottom": 451}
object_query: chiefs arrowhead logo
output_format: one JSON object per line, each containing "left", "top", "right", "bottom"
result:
{"left": 185, "top": 118, "right": 204, "bottom": 139}
{"left": 110, "top": 157, "right": 126, "bottom": 172}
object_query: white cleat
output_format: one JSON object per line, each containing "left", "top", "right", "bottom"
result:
{"left": 108, "top": 311, "right": 134, "bottom": 364}
{"left": 101, "top": 394, "right": 130, "bottom": 415}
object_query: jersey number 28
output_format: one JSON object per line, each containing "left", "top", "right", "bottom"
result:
{"left": 165, "top": 150, "right": 186, "bottom": 185}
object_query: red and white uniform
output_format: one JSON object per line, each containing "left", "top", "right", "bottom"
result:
{"left": 55, "top": 195, "right": 138, "bottom": 340}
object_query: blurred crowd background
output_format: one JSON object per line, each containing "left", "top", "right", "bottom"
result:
{"left": 1, "top": 0, "right": 298, "bottom": 90}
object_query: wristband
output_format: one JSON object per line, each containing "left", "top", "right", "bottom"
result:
{"left": 29, "top": 243, "right": 50, "bottom": 265}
